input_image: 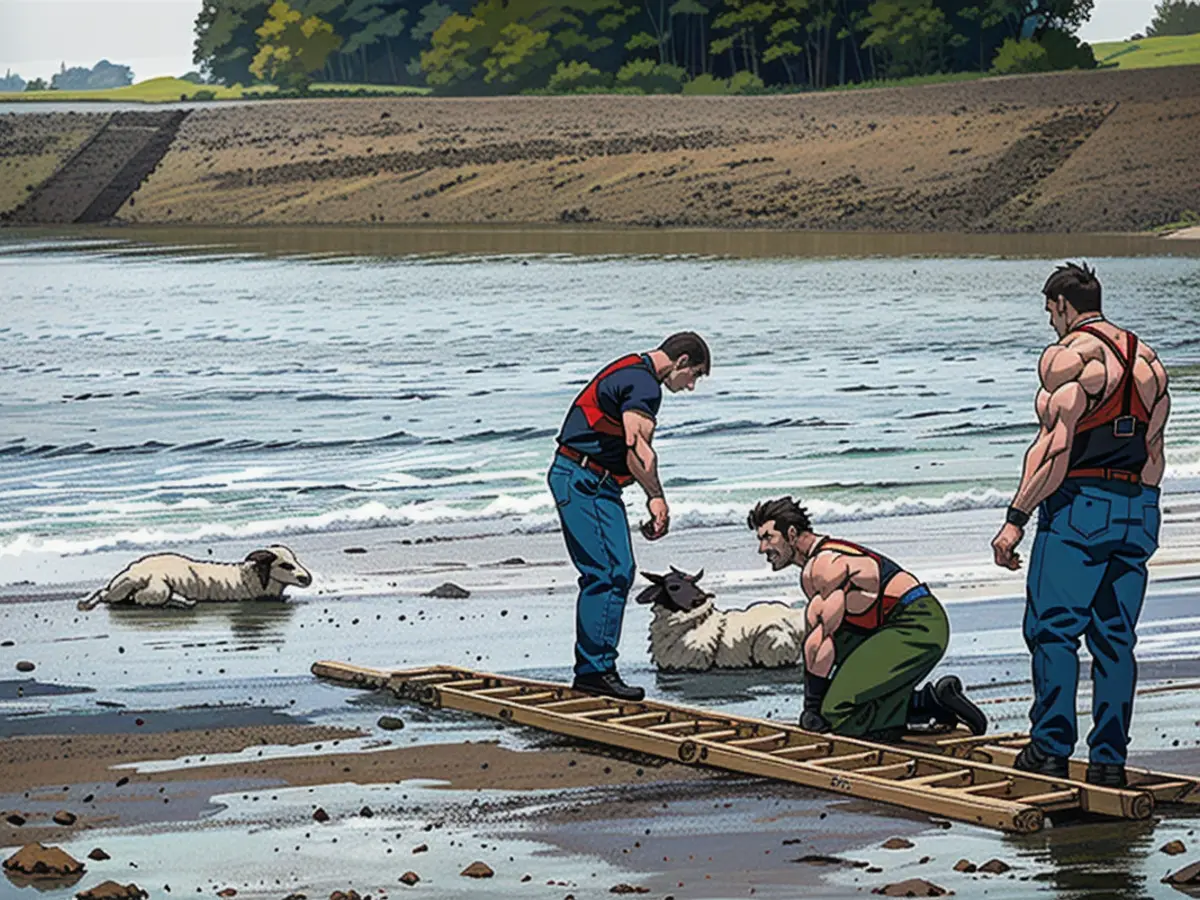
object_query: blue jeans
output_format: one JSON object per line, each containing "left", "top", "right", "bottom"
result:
{"left": 547, "top": 455, "right": 637, "bottom": 677}
{"left": 1025, "top": 478, "right": 1161, "bottom": 764}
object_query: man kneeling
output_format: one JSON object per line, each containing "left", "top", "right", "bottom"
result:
{"left": 748, "top": 497, "right": 986, "bottom": 741}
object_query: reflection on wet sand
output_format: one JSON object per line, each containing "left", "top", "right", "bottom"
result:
{"left": 8, "top": 224, "right": 1200, "bottom": 260}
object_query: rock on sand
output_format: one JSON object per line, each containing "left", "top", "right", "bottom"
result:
{"left": 460, "top": 861, "right": 493, "bottom": 878}
{"left": 75, "top": 882, "right": 147, "bottom": 900}
{"left": 424, "top": 582, "right": 470, "bottom": 599}
{"left": 872, "top": 879, "right": 951, "bottom": 897}
{"left": 3, "top": 843, "right": 85, "bottom": 877}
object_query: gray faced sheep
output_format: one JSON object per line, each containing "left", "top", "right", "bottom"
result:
{"left": 637, "top": 567, "right": 807, "bottom": 671}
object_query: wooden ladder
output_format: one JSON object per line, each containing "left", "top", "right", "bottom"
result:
{"left": 311, "top": 662, "right": 1193, "bottom": 833}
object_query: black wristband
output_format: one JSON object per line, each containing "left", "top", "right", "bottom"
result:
{"left": 1006, "top": 506, "right": 1030, "bottom": 529}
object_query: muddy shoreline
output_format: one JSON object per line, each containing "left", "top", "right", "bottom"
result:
{"left": 2, "top": 66, "right": 1198, "bottom": 234}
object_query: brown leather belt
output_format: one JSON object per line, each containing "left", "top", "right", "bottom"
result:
{"left": 557, "top": 444, "right": 634, "bottom": 487}
{"left": 1066, "top": 467, "right": 1141, "bottom": 484}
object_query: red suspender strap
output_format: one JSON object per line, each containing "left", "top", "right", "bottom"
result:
{"left": 571, "top": 354, "right": 644, "bottom": 437}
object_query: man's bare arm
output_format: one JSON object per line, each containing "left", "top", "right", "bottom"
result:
{"left": 1010, "top": 344, "right": 1091, "bottom": 513}
{"left": 1143, "top": 352, "right": 1171, "bottom": 487}
{"left": 803, "top": 554, "right": 850, "bottom": 678}
{"left": 624, "top": 410, "right": 663, "bottom": 499}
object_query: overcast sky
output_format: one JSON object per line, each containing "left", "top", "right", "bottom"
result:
{"left": 0, "top": 0, "right": 1165, "bottom": 83}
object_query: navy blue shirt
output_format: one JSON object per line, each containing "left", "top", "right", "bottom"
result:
{"left": 557, "top": 354, "right": 662, "bottom": 476}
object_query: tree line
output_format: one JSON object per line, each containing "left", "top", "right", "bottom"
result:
{"left": 193, "top": 0, "right": 1100, "bottom": 93}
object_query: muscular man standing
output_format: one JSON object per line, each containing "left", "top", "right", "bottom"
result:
{"left": 992, "top": 262, "right": 1171, "bottom": 787}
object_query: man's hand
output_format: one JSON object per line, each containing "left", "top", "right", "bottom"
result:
{"left": 642, "top": 496, "right": 670, "bottom": 541}
{"left": 992, "top": 522, "right": 1024, "bottom": 570}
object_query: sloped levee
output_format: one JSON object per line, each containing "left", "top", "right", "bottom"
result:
{"left": 4, "top": 110, "right": 189, "bottom": 225}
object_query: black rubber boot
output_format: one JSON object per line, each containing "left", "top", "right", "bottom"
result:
{"left": 800, "top": 672, "right": 833, "bottom": 733}
{"left": 932, "top": 675, "right": 988, "bottom": 736}
{"left": 1086, "top": 763, "right": 1127, "bottom": 788}
{"left": 1013, "top": 742, "right": 1069, "bottom": 779}
{"left": 907, "top": 682, "right": 955, "bottom": 728}
{"left": 572, "top": 671, "right": 645, "bottom": 702}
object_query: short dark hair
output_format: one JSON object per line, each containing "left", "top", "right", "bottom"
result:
{"left": 659, "top": 332, "right": 711, "bottom": 376}
{"left": 747, "top": 496, "right": 812, "bottom": 538}
{"left": 1043, "top": 262, "right": 1101, "bottom": 313}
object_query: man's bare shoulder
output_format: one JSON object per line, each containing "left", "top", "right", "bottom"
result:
{"left": 1039, "top": 341, "right": 1088, "bottom": 392}
{"left": 807, "top": 550, "right": 850, "bottom": 592}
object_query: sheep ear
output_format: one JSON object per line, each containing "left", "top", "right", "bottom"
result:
{"left": 246, "top": 550, "right": 274, "bottom": 590}
{"left": 634, "top": 584, "right": 662, "bottom": 605}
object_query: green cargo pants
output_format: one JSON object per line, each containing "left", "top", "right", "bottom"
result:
{"left": 822, "top": 593, "right": 949, "bottom": 738}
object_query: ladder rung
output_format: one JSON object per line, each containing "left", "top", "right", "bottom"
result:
{"left": 810, "top": 751, "right": 879, "bottom": 768}
{"left": 857, "top": 762, "right": 914, "bottom": 779}
{"left": 540, "top": 697, "right": 609, "bottom": 711}
{"left": 959, "top": 780, "right": 1014, "bottom": 796}
{"left": 405, "top": 672, "right": 460, "bottom": 683}
{"left": 573, "top": 708, "right": 623, "bottom": 720}
{"left": 697, "top": 729, "right": 739, "bottom": 741}
{"left": 473, "top": 686, "right": 523, "bottom": 697}
{"left": 608, "top": 712, "right": 668, "bottom": 727}
{"left": 518, "top": 691, "right": 559, "bottom": 703}
{"left": 647, "top": 720, "right": 701, "bottom": 733}
{"left": 1019, "top": 789, "right": 1079, "bottom": 807}
{"left": 908, "top": 769, "right": 972, "bottom": 786}
{"left": 728, "top": 733, "right": 786, "bottom": 749}
{"left": 444, "top": 679, "right": 486, "bottom": 690}
{"left": 770, "top": 742, "right": 833, "bottom": 760}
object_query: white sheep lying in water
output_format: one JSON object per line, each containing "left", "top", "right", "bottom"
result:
{"left": 637, "top": 568, "right": 806, "bottom": 671}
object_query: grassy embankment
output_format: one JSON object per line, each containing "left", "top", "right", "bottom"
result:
{"left": 0, "top": 75, "right": 430, "bottom": 103}
{"left": 1091, "top": 32, "right": 1200, "bottom": 68}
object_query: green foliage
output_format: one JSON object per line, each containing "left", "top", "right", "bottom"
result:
{"left": 681, "top": 72, "right": 731, "bottom": 92}
{"left": 191, "top": 0, "right": 1107, "bottom": 95}
{"left": 990, "top": 36, "right": 1051, "bottom": 72}
{"left": 546, "top": 59, "right": 612, "bottom": 90}
{"left": 863, "top": 0, "right": 952, "bottom": 76}
{"left": 1147, "top": 0, "right": 1200, "bottom": 35}
{"left": 249, "top": 0, "right": 343, "bottom": 91}
{"left": 615, "top": 58, "right": 688, "bottom": 91}
{"left": 1039, "top": 27, "right": 1096, "bottom": 68}
{"left": 990, "top": 28, "right": 1094, "bottom": 73}
{"left": 24, "top": 77, "right": 48, "bottom": 92}
{"left": 193, "top": 89, "right": 219, "bottom": 100}
{"left": 728, "top": 70, "right": 766, "bottom": 91}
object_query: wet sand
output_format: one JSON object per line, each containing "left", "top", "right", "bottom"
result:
{"left": 5, "top": 504, "right": 1200, "bottom": 898}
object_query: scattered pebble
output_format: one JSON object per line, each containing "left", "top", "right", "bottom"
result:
{"left": 377, "top": 716, "right": 405, "bottom": 731}
{"left": 343, "top": 547, "right": 367, "bottom": 555}
{"left": 872, "top": 879, "right": 950, "bottom": 897}
{"left": 398, "top": 872, "right": 419, "bottom": 887}
{"left": 53, "top": 811, "right": 78, "bottom": 826}
{"left": 953, "top": 859, "right": 976, "bottom": 873}
{"left": 75, "top": 881, "right": 147, "bottom": 900}
{"left": 16, "top": 660, "right": 35, "bottom": 672}
{"left": 217, "top": 889, "right": 237, "bottom": 897}
{"left": 1162, "top": 840, "right": 1187, "bottom": 855}
{"left": 88, "top": 850, "right": 110, "bottom": 862}
{"left": 610, "top": 886, "right": 650, "bottom": 895}
{"left": 460, "top": 861, "right": 493, "bottom": 878}
{"left": 882, "top": 837, "right": 914, "bottom": 850}
{"left": 978, "top": 859, "right": 1010, "bottom": 874}
{"left": 6, "top": 813, "right": 26, "bottom": 827}
{"left": 312, "top": 808, "right": 329, "bottom": 823}
{"left": 424, "top": 582, "right": 470, "bottom": 599}
{"left": 412, "top": 844, "right": 428, "bottom": 854}
{"left": 359, "top": 806, "right": 374, "bottom": 818}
